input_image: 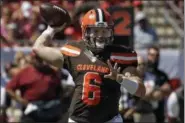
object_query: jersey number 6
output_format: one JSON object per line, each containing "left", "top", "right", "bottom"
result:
{"left": 82, "top": 72, "right": 102, "bottom": 106}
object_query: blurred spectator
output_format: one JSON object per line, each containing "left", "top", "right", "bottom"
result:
{"left": 0, "top": 73, "right": 8, "bottom": 123}
{"left": 11, "top": 51, "right": 32, "bottom": 70}
{"left": 1, "top": 62, "right": 19, "bottom": 123}
{"left": 119, "top": 67, "right": 140, "bottom": 123}
{"left": 134, "top": 56, "right": 156, "bottom": 122}
{"left": 1, "top": 1, "right": 46, "bottom": 47}
{"left": 145, "top": 45, "right": 171, "bottom": 122}
{"left": 6, "top": 54, "right": 63, "bottom": 122}
{"left": 62, "top": 0, "right": 76, "bottom": 17}
{"left": 14, "top": 51, "right": 27, "bottom": 69}
{"left": 1, "top": 6, "right": 18, "bottom": 47}
{"left": 134, "top": 12, "right": 158, "bottom": 49}
{"left": 100, "top": 0, "right": 133, "bottom": 10}
{"left": 174, "top": 0, "right": 184, "bottom": 13}
{"left": 167, "top": 86, "right": 184, "bottom": 123}
{"left": 136, "top": 56, "right": 146, "bottom": 78}
{"left": 74, "top": 0, "right": 84, "bottom": 8}
{"left": 4, "top": 63, "right": 20, "bottom": 79}
{"left": 20, "top": 1, "right": 44, "bottom": 44}
{"left": 133, "top": 0, "right": 143, "bottom": 14}
{"left": 120, "top": 0, "right": 132, "bottom": 7}
{"left": 119, "top": 86, "right": 136, "bottom": 123}
{"left": 21, "top": 1, "right": 32, "bottom": 19}
{"left": 99, "top": 0, "right": 120, "bottom": 10}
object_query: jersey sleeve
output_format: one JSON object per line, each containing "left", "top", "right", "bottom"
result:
{"left": 109, "top": 45, "right": 138, "bottom": 72}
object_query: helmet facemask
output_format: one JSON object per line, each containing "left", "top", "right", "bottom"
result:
{"left": 83, "top": 25, "right": 114, "bottom": 53}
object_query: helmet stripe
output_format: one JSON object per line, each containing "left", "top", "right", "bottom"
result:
{"left": 102, "top": 10, "right": 106, "bottom": 22}
{"left": 95, "top": 9, "right": 99, "bottom": 22}
{"left": 97, "top": 8, "right": 103, "bottom": 22}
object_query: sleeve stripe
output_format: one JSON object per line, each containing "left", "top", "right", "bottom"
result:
{"left": 61, "top": 47, "right": 80, "bottom": 55}
{"left": 60, "top": 46, "right": 81, "bottom": 56}
{"left": 111, "top": 59, "right": 137, "bottom": 64}
{"left": 65, "top": 45, "right": 81, "bottom": 52}
{"left": 110, "top": 56, "right": 137, "bottom": 61}
{"left": 61, "top": 50, "right": 78, "bottom": 57}
{"left": 111, "top": 53, "right": 137, "bottom": 57}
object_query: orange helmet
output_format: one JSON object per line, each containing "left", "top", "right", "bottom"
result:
{"left": 81, "top": 8, "right": 114, "bottom": 35}
{"left": 81, "top": 8, "right": 114, "bottom": 52}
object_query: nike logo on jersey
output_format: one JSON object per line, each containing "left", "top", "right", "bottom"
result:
{"left": 84, "top": 49, "right": 97, "bottom": 63}
{"left": 76, "top": 64, "right": 109, "bottom": 73}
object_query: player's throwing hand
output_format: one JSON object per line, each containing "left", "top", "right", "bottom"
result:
{"left": 104, "top": 60, "right": 122, "bottom": 82}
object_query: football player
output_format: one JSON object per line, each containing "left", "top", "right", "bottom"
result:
{"left": 33, "top": 8, "right": 146, "bottom": 123}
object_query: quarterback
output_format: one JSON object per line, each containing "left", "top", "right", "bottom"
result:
{"left": 33, "top": 8, "right": 146, "bottom": 123}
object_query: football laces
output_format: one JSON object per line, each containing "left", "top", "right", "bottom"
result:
{"left": 53, "top": 5, "right": 66, "bottom": 14}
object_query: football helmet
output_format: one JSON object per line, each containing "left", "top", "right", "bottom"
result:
{"left": 81, "top": 8, "right": 114, "bottom": 52}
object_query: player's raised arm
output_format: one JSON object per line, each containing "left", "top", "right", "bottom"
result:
{"left": 33, "top": 25, "right": 65, "bottom": 68}
{"left": 33, "top": 3, "right": 71, "bottom": 68}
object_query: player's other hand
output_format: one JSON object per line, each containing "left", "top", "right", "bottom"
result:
{"left": 104, "top": 60, "right": 122, "bottom": 82}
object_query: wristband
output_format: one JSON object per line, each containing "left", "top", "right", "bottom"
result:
{"left": 120, "top": 77, "right": 139, "bottom": 95}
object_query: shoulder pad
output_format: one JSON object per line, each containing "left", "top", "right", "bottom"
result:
{"left": 60, "top": 42, "right": 82, "bottom": 57}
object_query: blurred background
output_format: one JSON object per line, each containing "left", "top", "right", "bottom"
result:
{"left": 0, "top": 0, "right": 184, "bottom": 123}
